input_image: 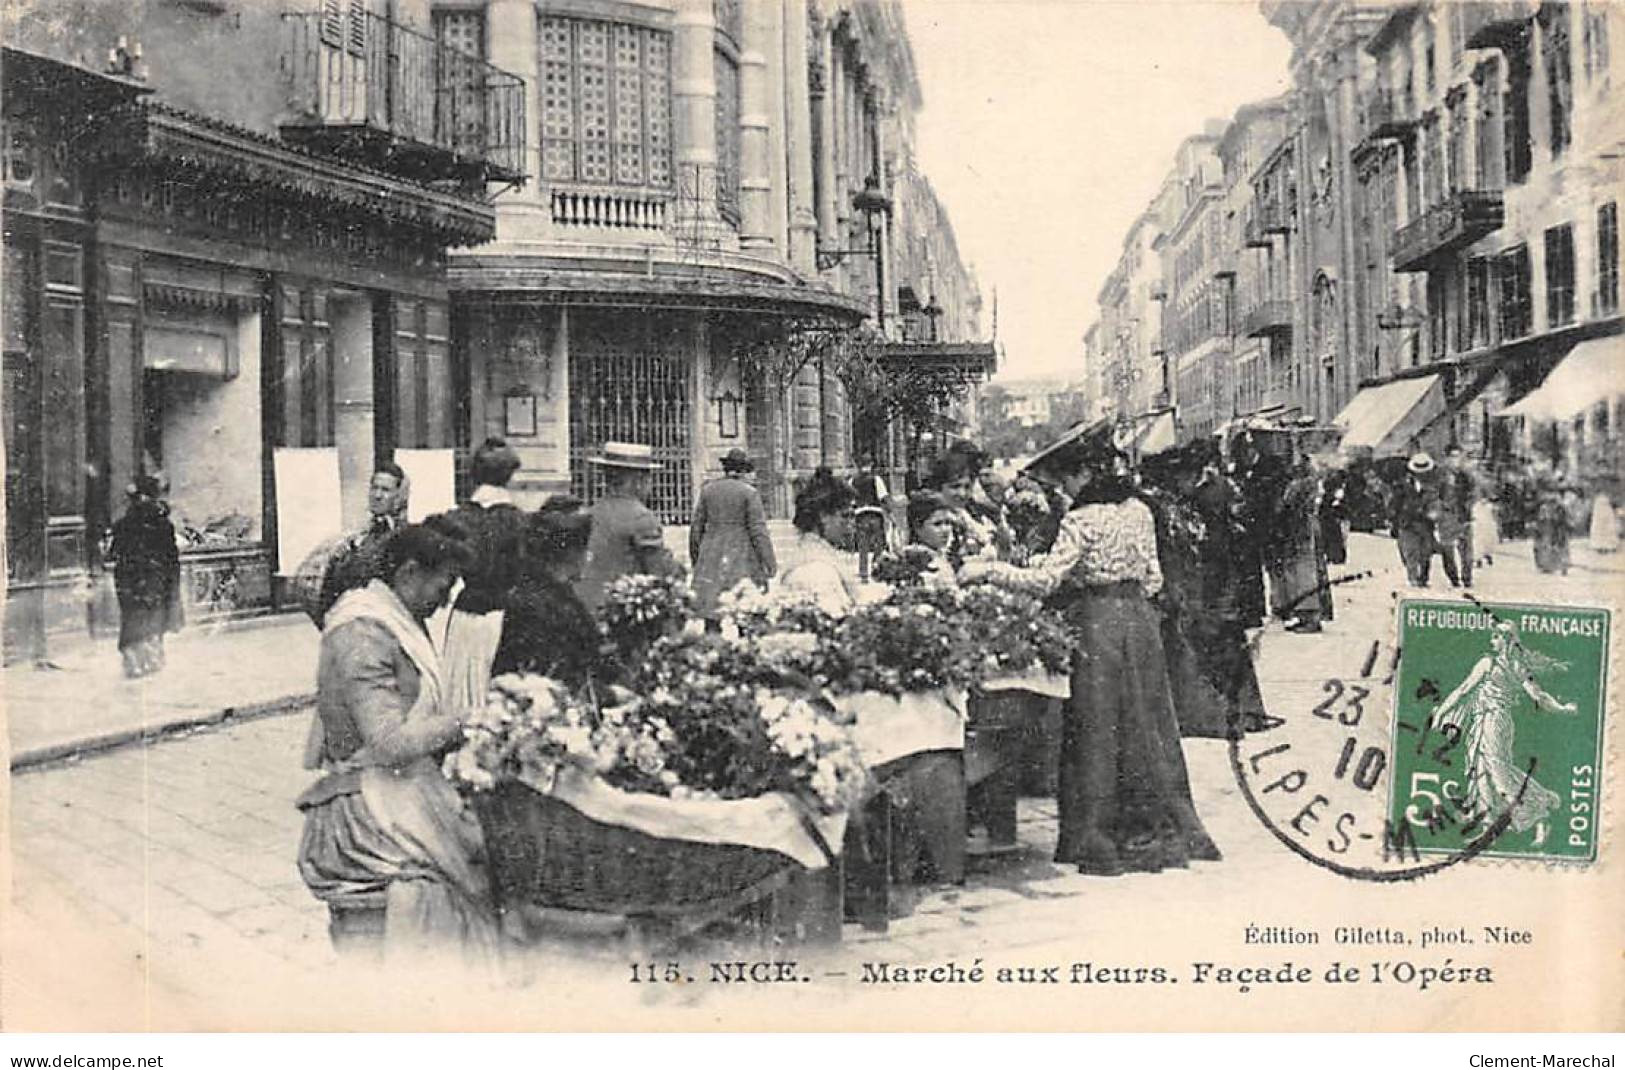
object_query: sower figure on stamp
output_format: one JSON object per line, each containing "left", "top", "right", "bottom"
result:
{"left": 575, "top": 442, "right": 681, "bottom": 616}
{"left": 689, "top": 448, "right": 776, "bottom": 628}
{"left": 1431, "top": 620, "right": 1575, "bottom": 848}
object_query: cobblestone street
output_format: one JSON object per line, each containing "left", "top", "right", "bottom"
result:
{"left": 5, "top": 534, "right": 1617, "bottom": 1029}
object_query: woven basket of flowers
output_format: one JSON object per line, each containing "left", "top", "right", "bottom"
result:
{"left": 445, "top": 646, "right": 865, "bottom": 922}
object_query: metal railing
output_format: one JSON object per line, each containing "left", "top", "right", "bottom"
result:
{"left": 281, "top": 9, "right": 525, "bottom": 181}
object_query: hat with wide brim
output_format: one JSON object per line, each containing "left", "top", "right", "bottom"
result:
{"left": 588, "top": 441, "right": 663, "bottom": 470}
{"left": 1407, "top": 452, "right": 1436, "bottom": 474}
{"left": 720, "top": 448, "right": 754, "bottom": 473}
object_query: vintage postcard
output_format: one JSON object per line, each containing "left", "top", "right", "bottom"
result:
{"left": 3, "top": 0, "right": 1623, "bottom": 1036}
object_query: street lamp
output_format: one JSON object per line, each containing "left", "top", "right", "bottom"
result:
{"left": 816, "top": 174, "right": 893, "bottom": 328}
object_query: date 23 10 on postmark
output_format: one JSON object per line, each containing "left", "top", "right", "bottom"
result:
{"left": 1386, "top": 600, "right": 1609, "bottom": 864}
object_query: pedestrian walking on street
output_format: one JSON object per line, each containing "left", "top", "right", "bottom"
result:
{"left": 106, "top": 474, "right": 183, "bottom": 679}
{"left": 1275, "top": 454, "right": 1333, "bottom": 632}
{"left": 1391, "top": 453, "right": 1446, "bottom": 587}
{"left": 1440, "top": 447, "right": 1478, "bottom": 585}
{"left": 852, "top": 455, "right": 890, "bottom": 581}
{"left": 492, "top": 497, "right": 615, "bottom": 690}
{"left": 575, "top": 441, "right": 681, "bottom": 615}
{"left": 777, "top": 467, "right": 859, "bottom": 614}
{"left": 689, "top": 448, "right": 776, "bottom": 622}
{"left": 1589, "top": 485, "right": 1619, "bottom": 553}
{"left": 443, "top": 439, "right": 527, "bottom": 719}
{"left": 960, "top": 428, "right": 1222, "bottom": 876}
{"left": 297, "top": 522, "right": 501, "bottom": 967}
{"left": 1533, "top": 476, "right": 1572, "bottom": 575}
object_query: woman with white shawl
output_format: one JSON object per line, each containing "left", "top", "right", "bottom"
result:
{"left": 297, "top": 522, "right": 501, "bottom": 965}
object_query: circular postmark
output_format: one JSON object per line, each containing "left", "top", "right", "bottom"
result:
{"left": 1226, "top": 614, "right": 1515, "bottom": 882}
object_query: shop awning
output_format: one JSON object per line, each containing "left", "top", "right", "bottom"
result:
{"left": 1118, "top": 409, "right": 1177, "bottom": 456}
{"left": 1500, "top": 336, "right": 1624, "bottom": 422}
{"left": 1333, "top": 374, "right": 1445, "bottom": 458}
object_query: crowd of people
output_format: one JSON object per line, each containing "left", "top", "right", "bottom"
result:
{"left": 255, "top": 422, "right": 1616, "bottom": 963}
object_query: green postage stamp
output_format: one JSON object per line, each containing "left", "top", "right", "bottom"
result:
{"left": 1388, "top": 599, "right": 1610, "bottom": 863}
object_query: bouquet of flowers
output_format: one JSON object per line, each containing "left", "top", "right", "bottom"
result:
{"left": 831, "top": 583, "right": 981, "bottom": 696}
{"left": 958, "top": 584, "right": 1075, "bottom": 679}
{"left": 598, "top": 572, "right": 695, "bottom": 656}
{"left": 1005, "top": 481, "right": 1060, "bottom": 558}
{"left": 445, "top": 638, "right": 867, "bottom": 815}
{"left": 870, "top": 546, "right": 942, "bottom": 587}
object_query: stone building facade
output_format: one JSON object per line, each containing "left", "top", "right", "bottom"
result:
{"left": 2, "top": 0, "right": 523, "bottom": 660}
{"left": 1080, "top": 0, "right": 1621, "bottom": 475}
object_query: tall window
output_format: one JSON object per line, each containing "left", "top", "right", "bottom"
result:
{"left": 539, "top": 18, "right": 673, "bottom": 189}
{"left": 1597, "top": 201, "right": 1619, "bottom": 316}
{"left": 1464, "top": 256, "right": 1492, "bottom": 350}
{"left": 1474, "top": 61, "right": 1503, "bottom": 190}
{"left": 1545, "top": 223, "right": 1576, "bottom": 327}
{"left": 1496, "top": 244, "right": 1533, "bottom": 340}
{"left": 1422, "top": 111, "right": 1444, "bottom": 209}
{"left": 1540, "top": 2, "right": 1573, "bottom": 156}
{"left": 1447, "top": 88, "right": 1468, "bottom": 195}
{"left": 1583, "top": 2, "right": 1612, "bottom": 85}
{"left": 713, "top": 48, "right": 740, "bottom": 222}
{"left": 1427, "top": 271, "right": 1449, "bottom": 359}
{"left": 1503, "top": 46, "right": 1533, "bottom": 184}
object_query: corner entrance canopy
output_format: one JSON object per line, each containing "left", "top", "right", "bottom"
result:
{"left": 1333, "top": 373, "right": 1445, "bottom": 458}
{"left": 1500, "top": 335, "right": 1624, "bottom": 422}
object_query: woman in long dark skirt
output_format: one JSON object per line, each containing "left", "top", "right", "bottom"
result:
{"left": 106, "top": 476, "right": 182, "bottom": 678}
{"left": 961, "top": 434, "right": 1221, "bottom": 876}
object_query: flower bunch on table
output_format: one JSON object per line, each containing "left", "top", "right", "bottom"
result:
{"left": 829, "top": 584, "right": 981, "bottom": 696}
{"left": 599, "top": 571, "right": 695, "bottom": 656}
{"left": 957, "top": 584, "right": 1075, "bottom": 678}
{"left": 869, "top": 546, "right": 942, "bottom": 588}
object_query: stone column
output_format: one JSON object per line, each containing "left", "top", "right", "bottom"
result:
{"left": 784, "top": 0, "right": 817, "bottom": 274}
{"left": 831, "top": 39, "right": 850, "bottom": 262}
{"left": 487, "top": 0, "right": 541, "bottom": 205}
{"left": 738, "top": 0, "right": 774, "bottom": 249}
{"left": 813, "top": 20, "right": 839, "bottom": 256}
{"left": 763, "top": 0, "right": 790, "bottom": 257}
{"left": 673, "top": 0, "right": 721, "bottom": 235}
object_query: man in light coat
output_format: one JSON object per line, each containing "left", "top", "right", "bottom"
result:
{"left": 689, "top": 448, "right": 776, "bottom": 620}
{"left": 576, "top": 442, "right": 681, "bottom": 615}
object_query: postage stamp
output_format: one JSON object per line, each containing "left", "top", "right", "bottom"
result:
{"left": 1386, "top": 600, "right": 1611, "bottom": 864}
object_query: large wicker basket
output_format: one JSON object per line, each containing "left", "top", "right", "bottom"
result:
{"left": 473, "top": 779, "right": 824, "bottom": 920}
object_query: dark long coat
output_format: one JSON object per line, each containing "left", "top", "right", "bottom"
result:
{"left": 576, "top": 493, "right": 681, "bottom": 614}
{"left": 688, "top": 476, "right": 776, "bottom": 617}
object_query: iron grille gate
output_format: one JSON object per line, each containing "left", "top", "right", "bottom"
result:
{"left": 567, "top": 312, "right": 693, "bottom": 524}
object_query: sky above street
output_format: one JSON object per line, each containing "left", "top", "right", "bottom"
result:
{"left": 901, "top": 0, "right": 1294, "bottom": 384}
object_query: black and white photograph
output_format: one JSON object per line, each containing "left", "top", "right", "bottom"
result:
{"left": 1, "top": 0, "right": 1622, "bottom": 1042}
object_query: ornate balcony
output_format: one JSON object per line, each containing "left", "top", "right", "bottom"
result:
{"left": 1392, "top": 189, "right": 1505, "bottom": 273}
{"left": 280, "top": 9, "right": 525, "bottom": 187}
{"left": 1460, "top": 0, "right": 1537, "bottom": 51}
{"left": 549, "top": 187, "right": 670, "bottom": 231}
{"left": 1241, "top": 299, "right": 1293, "bottom": 339}
{"left": 1243, "top": 215, "right": 1271, "bottom": 248}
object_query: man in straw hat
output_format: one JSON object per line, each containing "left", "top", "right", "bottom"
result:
{"left": 577, "top": 441, "right": 680, "bottom": 614}
{"left": 1389, "top": 451, "right": 1451, "bottom": 588}
{"left": 689, "top": 448, "right": 776, "bottom": 622}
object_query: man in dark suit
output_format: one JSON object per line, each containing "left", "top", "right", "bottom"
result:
{"left": 1390, "top": 452, "right": 1444, "bottom": 587}
{"left": 689, "top": 448, "right": 776, "bottom": 621}
{"left": 577, "top": 441, "right": 681, "bottom": 614}
{"left": 1440, "top": 446, "right": 1477, "bottom": 586}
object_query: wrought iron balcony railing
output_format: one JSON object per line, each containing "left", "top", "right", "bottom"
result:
{"left": 280, "top": 9, "right": 525, "bottom": 186}
{"left": 1241, "top": 298, "right": 1293, "bottom": 339}
{"left": 1392, "top": 189, "right": 1505, "bottom": 273}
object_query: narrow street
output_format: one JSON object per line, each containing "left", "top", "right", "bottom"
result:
{"left": 7, "top": 532, "right": 1611, "bottom": 1029}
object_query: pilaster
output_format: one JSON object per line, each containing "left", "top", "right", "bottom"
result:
{"left": 784, "top": 0, "right": 818, "bottom": 274}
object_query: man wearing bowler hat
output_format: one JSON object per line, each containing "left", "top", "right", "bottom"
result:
{"left": 689, "top": 448, "right": 776, "bottom": 623}
{"left": 577, "top": 441, "right": 681, "bottom": 614}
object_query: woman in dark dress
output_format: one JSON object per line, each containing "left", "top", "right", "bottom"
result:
{"left": 960, "top": 433, "right": 1221, "bottom": 875}
{"left": 106, "top": 475, "right": 183, "bottom": 678}
{"left": 491, "top": 497, "right": 615, "bottom": 691}
{"left": 1532, "top": 477, "right": 1572, "bottom": 575}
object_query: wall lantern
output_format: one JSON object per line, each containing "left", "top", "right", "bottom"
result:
{"left": 714, "top": 389, "right": 742, "bottom": 439}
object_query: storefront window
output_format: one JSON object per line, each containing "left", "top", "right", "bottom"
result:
{"left": 141, "top": 308, "right": 264, "bottom": 550}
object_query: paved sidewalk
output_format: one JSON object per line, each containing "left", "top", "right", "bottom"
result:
{"left": 1490, "top": 535, "right": 1624, "bottom": 575}
{"left": 5, "top": 613, "right": 320, "bottom": 769}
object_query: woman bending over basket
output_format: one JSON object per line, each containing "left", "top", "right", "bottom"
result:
{"left": 959, "top": 428, "right": 1222, "bottom": 877}
{"left": 297, "top": 522, "right": 503, "bottom": 967}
